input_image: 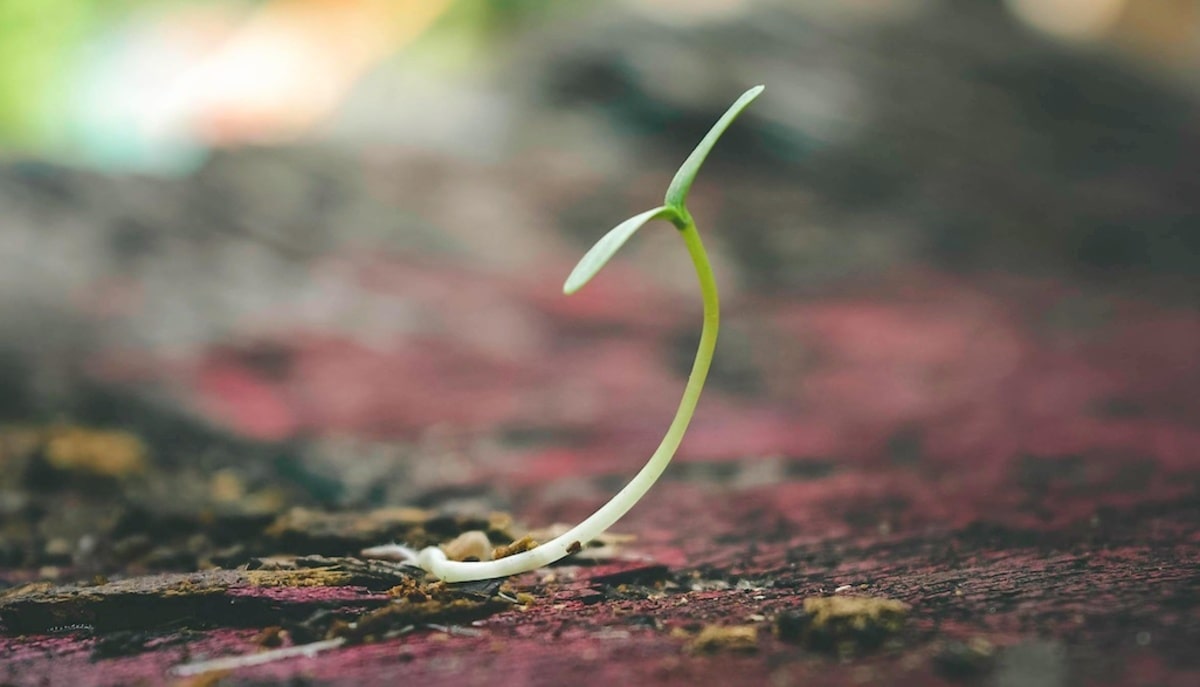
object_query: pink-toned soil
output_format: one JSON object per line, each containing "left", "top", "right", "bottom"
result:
{"left": 2, "top": 265, "right": 1197, "bottom": 687}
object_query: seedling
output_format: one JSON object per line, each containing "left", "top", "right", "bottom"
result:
{"left": 371, "top": 85, "right": 764, "bottom": 582}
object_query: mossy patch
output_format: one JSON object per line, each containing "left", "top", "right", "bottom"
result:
{"left": 683, "top": 624, "right": 759, "bottom": 654}
{"left": 774, "top": 596, "right": 909, "bottom": 654}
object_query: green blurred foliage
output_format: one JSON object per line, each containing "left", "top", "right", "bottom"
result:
{"left": 434, "top": 0, "right": 566, "bottom": 37}
{"left": 0, "top": 0, "right": 566, "bottom": 151}
{"left": 0, "top": 0, "right": 181, "bottom": 147}
{"left": 0, "top": 0, "right": 92, "bottom": 145}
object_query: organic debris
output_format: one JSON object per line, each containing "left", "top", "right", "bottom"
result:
{"left": 774, "top": 596, "right": 910, "bottom": 654}
{"left": 684, "top": 624, "right": 759, "bottom": 654}
{"left": 0, "top": 557, "right": 446, "bottom": 635}
{"left": 492, "top": 535, "right": 537, "bottom": 560}
{"left": 443, "top": 531, "right": 495, "bottom": 562}
{"left": 36, "top": 426, "right": 148, "bottom": 478}
{"left": 932, "top": 638, "right": 998, "bottom": 680}
{"left": 331, "top": 578, "right": 514, "bottom": 644}
{"left": 524, "top": 525, "right": 636, "bottom": 562}
{"left": 264, "top": 507, "right": 432, "bottom": 553}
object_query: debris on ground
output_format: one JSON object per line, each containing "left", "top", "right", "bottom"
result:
{"left": 774, "top": 596, "right": 910, "bottom": 654}
{"left": 683, "top": 624, "right": 760, "bottom": 654}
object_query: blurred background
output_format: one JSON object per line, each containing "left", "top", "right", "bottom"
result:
{"left": 1, "top": 0, "right": 1199, "bottom": 570}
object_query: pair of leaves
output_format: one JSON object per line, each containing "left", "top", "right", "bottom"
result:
{"left": 562, "top": 85, "right": 765, "bottom": 295}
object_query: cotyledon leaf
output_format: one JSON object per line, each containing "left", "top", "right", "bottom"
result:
{"left": 663, "top": 84, "right": 764, "bottom": 210}
{"left": 563, "top": 205, "right": 677, "bottom": 294}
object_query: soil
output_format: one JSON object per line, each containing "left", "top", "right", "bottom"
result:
{"left": 1, "top": 260, "right": 1196, "bottom": 685}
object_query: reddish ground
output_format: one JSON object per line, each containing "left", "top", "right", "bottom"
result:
{"left": 1, "top": 263, "right": 1197, "bottom": 686}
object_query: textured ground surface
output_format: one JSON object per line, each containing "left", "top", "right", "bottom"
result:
{"left": 1, "top": 259, "right": 1197, "bottom": 686}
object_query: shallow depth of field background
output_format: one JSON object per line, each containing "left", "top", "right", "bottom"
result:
{"left": 1, "top": 0, "right": 1198, "bottom": 528}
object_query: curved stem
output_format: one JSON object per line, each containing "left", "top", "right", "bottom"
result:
{"left": 418, "top": 217, "right": 719, "bottom": 582}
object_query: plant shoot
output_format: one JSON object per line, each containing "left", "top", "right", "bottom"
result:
{"left": 367, "top": 85, "right": 764, "bottom": 582}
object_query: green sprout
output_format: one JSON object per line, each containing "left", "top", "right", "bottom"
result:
{"left": 371, "top": 85, "right": 764, "bottom": 582}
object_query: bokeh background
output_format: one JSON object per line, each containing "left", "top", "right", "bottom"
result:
{"left": 2, "top": 0, "right": 1199, "bottom": 574}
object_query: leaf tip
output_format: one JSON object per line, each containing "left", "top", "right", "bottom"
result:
{"left": 664, "top": 84, "right": 766, "bottom": 209}
{"left": 561, "top": 206, "right": 671, "bottom": 297}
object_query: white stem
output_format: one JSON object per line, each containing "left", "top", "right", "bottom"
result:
{"left": 416, "top": 220, "right": 719, "bottom": 583}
